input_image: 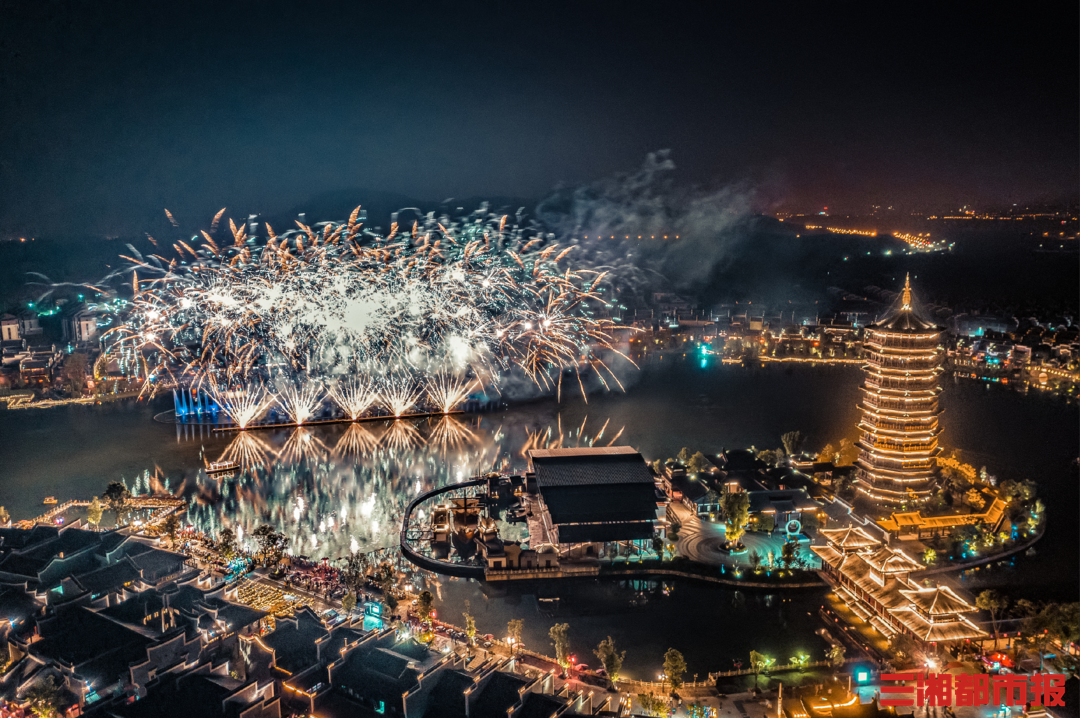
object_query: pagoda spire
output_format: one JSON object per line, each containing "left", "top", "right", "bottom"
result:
{"left": 901, "top": 273, "right": 912, "bottom": 310}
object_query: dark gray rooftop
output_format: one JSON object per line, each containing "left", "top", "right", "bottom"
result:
{"left": 531, "top": 451, "right": 655, "bottom": 488}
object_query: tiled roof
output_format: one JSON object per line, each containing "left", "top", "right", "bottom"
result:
{"left": 888, "top": 608, "right": 987, "bottom": 642}
{"left": 819, "top": 526, "right": 880, "bottom": 550}
{"left": 863, "top": 547, "right": 923, "bottom": 574}
{"left": 540, "top": 483, "right": 661, "bottom": 526}
{"left": 898, "top": 586, "right": 976, "bottom": 615}
{"left": 531, "top": 451, "right": 655, "bottom": 487}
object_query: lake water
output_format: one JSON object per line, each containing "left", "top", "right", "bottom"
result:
{"left": 0, "top": 360, "right": 1076, "bottom": 676}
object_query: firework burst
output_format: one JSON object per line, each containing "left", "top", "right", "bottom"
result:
{"left": 94, "top": 204, "right": 637, "bottom": 424}
{"left": 327, "top": 375, "right": 380, "bottom": 420}
{"left": 426, "top": 372, "right": 476, "bottom": 414}
{"left": 274, "top": 378, "right": 324, "bottom": 425}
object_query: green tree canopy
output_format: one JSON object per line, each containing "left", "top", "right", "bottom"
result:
{"left": 723, "top": 492, "right": 750, "bottom": 545}
{"left": 86, "top": 497, "right": 103, "bottom": 527}
{"left": 637, "top": 693, "right": 667, "bottom": 717}
{"left": 103, "top": 481, "right": 130, "bottom": 524}
{"left": 549, "top": 623, "right": 571, "bottom": 668}
{"left": 25, "top": 675, "right": 63, "bottom": 718}
{"left": 976, "top": 590, "right": 1008, "bottom": 642}
{"left": 416, "top": 590, "right": 434, "bottom": 621}
{"left": 217, "top": 527, "right": 238, "bottom": 559}
{"left": 508, "top": 618, "right": 524, "bottom": 653}
{"left": 781, "top": 431, "right": 804, "bottom": 456}
{"left": 749, "top": 651, "right": 774, "bottom": 686}
{"left": 594, "top": 636, "right": 626, "bottom": 681}
{"left": 162, "top": 513, "right": 180, "bottom": 546}
{"left": 687, "top": 452, "right": 711, "bottom": 475}
{"left": 826, "top": 644, "right": 846, "bottom": 669}
{"left": 663, "top": 648, "right": 687, "bottom": 689}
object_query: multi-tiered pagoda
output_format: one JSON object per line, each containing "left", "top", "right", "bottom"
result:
{"left": 856, "top": 275, "right": 943, "bottom": 507}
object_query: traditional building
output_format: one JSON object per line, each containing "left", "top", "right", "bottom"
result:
{"left": 812, "top": 527, "right": 986, "bottom": 646}
{"left": 856, "top": 275, "right": 944, "bottom": 506}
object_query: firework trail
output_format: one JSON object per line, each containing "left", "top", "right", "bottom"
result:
{"left": 327, "top": 375, "right": 380, "bottom": 421}
{"left": 426, "top": 372, "right": 476, "bottom": 414}
{"left": 93, "top": 202, "right": 635, "bottom": 421}
{"left": 206, "top": 381, "right": 272, "bottom": 429}
{"left": 273, "top": 377, "right": 324, "bottom": 425}
{"left": 379, "top": 372, "right": 422, "bottom": 417}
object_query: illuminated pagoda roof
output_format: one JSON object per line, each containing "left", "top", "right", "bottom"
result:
{"left": 871, "top": 275, "right": 940, "bottom": 332}
{"left": 898, "top": 586, "right": 977, "bottom": 615}
{"left": 887, "top": 606, "right": 986, "bottom": 642}
{"left": 863, "top": 546, "right": 924, "bottom": 574}
{"left": 818, "top": 526, "right": 880, "bottom": 551}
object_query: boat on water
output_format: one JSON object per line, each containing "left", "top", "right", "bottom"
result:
{"left": 43, "top": 497, "right": 57, "bottom": 505}
{"left": 205, "top": 460, "right": 240, "bottom": 475}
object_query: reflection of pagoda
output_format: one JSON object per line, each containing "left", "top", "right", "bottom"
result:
{"left": 856, "top": 275, "right": 943, "bottom": 506}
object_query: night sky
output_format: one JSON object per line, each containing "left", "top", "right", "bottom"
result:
{"left": 1, "top": 1, "right": 1076, "bottom": 237}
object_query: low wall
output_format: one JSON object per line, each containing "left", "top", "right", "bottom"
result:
{"left": 912, "top": 522, "right": 1045, "bottom": 578}
{"left": 604, "top": 566, "right": 825, "bottom": 589}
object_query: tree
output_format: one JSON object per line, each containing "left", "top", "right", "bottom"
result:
{"left": 342, "top": 591, "right": 357, "bottom": 613}
{"left": 650, "top": 459, "right": 663, "bottom": 475}
{"left": 462, "top": 601, "right": 477, "bottom": 646}
{"left": 756, "top": 449, "right": 781, "bottom": 467}
{"left": 791, "top": 653, "right": 810, "bottom": 669}
{"left": 637, "top": 692, "right": 667, "bottom": 717}
{"left": 781, "top": 431, "right": 804, "bottom": 457}
{"left": 508, "top": 618, "right": 524, "bottom": 655}
{"left": 252, "top": 524, "right": 288, "bottom": 566}
{"left": 652, "top": 535, "right": 664, "bottom": 558}
{"left": 890, "top": 635, "right": 917, "bottom": 663}
{"left": 687, "top": 452, "right": 710, "bottom": 475}
{"left": 976, "top": 590, "right": 1008, "bottom": 643}
{"left": 594, "top": 636, "right": 626, "bottom": 681}
{"left": 416, "top": 590, "right": 434, "bottom": 622}
{"left": 663, "top": 648, "right": 687, "bottom": 690}
{"left": 836, "top": 438, "right": 857, "bottom": 466}
{"left": 677, "top": 447, "right": 692, "bottom": 465}
{"left": 816, "top": 443, "right": 835, "bottom": 463}
{"left": 0, "top": 506, "right": 9, "bottom": 526}
{"left": 780, "top": 540, "right": 797, "bottom": 569}
{"left": 549, "top": 623, "right": 571, "bottom": 669}
{"left": 86, "top": 497, "right": 103, "bottom": 527}
{"left": 343, "top": 551, "right": 370, "bottom": 593}
{"left": 758, "top": 513, "right": 775, "bottom": 533}
{"left": 921, "top": 548, "right": 937, "bottom": 566}
{"left": 217, "top": 527, "right": 238, "bottom": 559}
{"left": 25, "top": 675, "right": 63, "bottom": 718}
{"left": 162, "top": 513, "right": 180, "bottom": 546}
{"left": 749, "top": 650, "right": 774, "bottom": 687}
{"left": 723, "top": 492, "right": 750, "bottom": 546}
{"left": 748, "top": 550, "right": 762, "bottom": 573}
{"left": 826, "top": 644, "right": 845, "bottom": 670}
{"left": 63, "top": 353, "right": 88, "bottom": 395}
{"left": 104, "top": 481, "right": 130, "bottom": 525}
{"left": 965, "top": 489, "right": 985, "bottom": 510}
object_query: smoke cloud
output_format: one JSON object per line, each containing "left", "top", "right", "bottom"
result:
{"left": 536, "top": 150, "right": 754, "bottom": 301}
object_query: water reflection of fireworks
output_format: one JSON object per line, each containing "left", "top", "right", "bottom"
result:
{"left": 182, "top": 411, "right": 624, "bottom": 560}
{"left": 380, "top": 420, "right": 424, "bottom": 452}
{"left": 276, "top": 427, "right": 331, "bottom": 465}
{"left": 216, "top": 431, "right": 274, "bottom": 476}
{"left": 429, "top": 415, "right": 477, "bottom": 451}
{"left": 333, "top": 423, "right": 381, "bottom": 459}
